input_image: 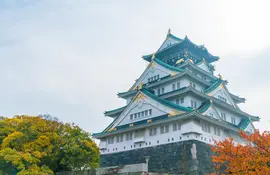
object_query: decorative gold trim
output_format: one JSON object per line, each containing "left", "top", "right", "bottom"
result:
{"left": 108, "top": 127, "right": 115, "bottom": 132}
{"left": 135, "top": 93, "right": 146, "bottom": 102}
{"left": 171, "top": 72, "right": 176, "bottom": 76}
{"left": 151, "top": 53, "right": 155, "bottom": 61}
{"left": 168, "top": 110, "right": 182, "bottom": 117}
{"left": 147, "top": 119, "right": 152, "bottom": 123}
{"left": 176, "top": 58, "right": 184, "bottom": 64}
{"left": 138, "top": 82, "right": 143, "bottom": 90}
{"left": 188, "top": 58, "right": 194, "bottom": 64}
{"left": 129, "top": 123, "right": 134, "bottom": 127}
{"left": 218, "top": 74, "right": 223, "bottom": 80}
{"left": 150, "top": 62, "right": 156, "bottom": 68}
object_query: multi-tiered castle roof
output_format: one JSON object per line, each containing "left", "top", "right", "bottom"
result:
{"left": 93, "top": 30, "right": 259, "bottom": 156}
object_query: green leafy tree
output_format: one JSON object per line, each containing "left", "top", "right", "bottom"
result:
{"left": 0, "top": 115, "right": 100, "bottom": 174}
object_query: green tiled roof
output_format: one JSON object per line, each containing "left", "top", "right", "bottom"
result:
{"left": 159, "top": 86, "right": 259, "bottom": 122}
{"left": 167, "top": 33, "right": 182, "bottom": 41}
{"left": 229, "top": 93, "right": 246, "bottom": 103}
{"left": 142, "top": 35, "right": 219, "bottom": 63}
{"left": 104, "top": 105, "right": 127, "bottom": 116}
{"left": 102, "top": 88, "right": 193, "bottom": 133}
{"left": 115, "top": 114, "right": 168, "bottom": 131}
{"left": 197, "top": 101, "right": 211, "bottom": 113}
{"left": 154, "top": 58, "right": 184, "bottom": 72}
{"left": 204, "top": 78, "right": 223, "bottom": 93}
{"left": 118, "top": 90, "right": 137, "bottom": 99}
{"left": 141, "top": 88, "right": 193, "bottom": 112}
{"left": 93, "top": 111, "right": 244, "bottom": 138}
{"left": 238, "top": 118, "right": 250, "bottom": 130}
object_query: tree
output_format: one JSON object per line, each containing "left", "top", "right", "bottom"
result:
{"left": 209, "top": 130, "right": 270, "bottom": 175}
{"left": 0, "top": 115, "right": 100, "bottom": 174}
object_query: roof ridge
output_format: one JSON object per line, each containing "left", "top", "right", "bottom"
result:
{"left": 141, "top": 88, "right": 192, "bottom": 112}
{"left": 204, "top": 78, "right": 223, "bottom": 93}
{"left": 197, "top": 101, "right": 211, "bottom": 113}
{"left": 104, "top": 105, "right": 127, "bottom": 115}
{"left": 154, "top": 57, "right": 185, "bottom": 72}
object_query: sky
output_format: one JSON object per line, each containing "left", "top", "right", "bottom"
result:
{"left": 0, "top": 0, "right": 269, "bottom": 134}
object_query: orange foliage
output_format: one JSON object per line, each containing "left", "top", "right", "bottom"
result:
{"left": 207, "top": 130, "right": 270, "bottom": 175}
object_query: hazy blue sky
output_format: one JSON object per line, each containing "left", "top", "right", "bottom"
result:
{"left": 0, "top": 0, "right": 269, "bottom": 134}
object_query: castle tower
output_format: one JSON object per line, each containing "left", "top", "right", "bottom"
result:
{"left": 93, "top": 30, "right": 259, "bottom": 174}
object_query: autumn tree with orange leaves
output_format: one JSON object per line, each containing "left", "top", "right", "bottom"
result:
{"left": 207, "top": 130, "right": 270, "bottom": 175}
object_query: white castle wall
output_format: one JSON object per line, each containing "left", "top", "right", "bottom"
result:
{"left": 99, "top": 119, "right": 245, "bottom": 155}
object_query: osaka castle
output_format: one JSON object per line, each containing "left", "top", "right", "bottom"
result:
{"left": 93, "top": 30, "right": 260, "bottom": 174}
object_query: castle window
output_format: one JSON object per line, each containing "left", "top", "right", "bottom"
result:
{"left": 168, "top": 138, "right": 170, "bottom": 142}
{"left": 173, "top": 123, "right": 181, "bottom": 131}
{"left": 148, "top": 75, "right": 160, "bottom": 83}
{"left": 172, "top": 138, "right": 174, "bottom": 141}
{"left": 214, "top": 127, "right": 221, "bottom": 136}
{"left": 218, "top": 96, "right": 227, "bottom": 103}
{"left": 124, "top": 146, "right": 125, "bottom": 149}
{"left": 221, "top": 113, "right": 226, "bottom": 121}
{"left": 176, "top": 98, "right": 180, "bottom": 105}
{"left": 161, "top": 87, "right": 165, "bottom": 94}
{"left": 108, "top": 137, "right": 114, "bottom": 144}
{"left": 141, "top": 111, "right": 145, "bottom": 117}
{"left": 160, "top": 125, "right": 165, "bottom": 134}
{"left": 157, "top": 140, "right": 159, "bottom": 143}
{"left": 116, "top": 135, "right": 123, "bottom": 143}
{"left": 161, "top": 124, "right": 170, "bottom": 133}
{"left": 134, "top": 113, "right": 137, "bottom": 119}
{"left": 166, "top": 125, "right": 169, "bottom": 133}
{"left": 149, "top": 109, "right": 152, "bottom": 115}
{"left": 180, "top": 137, "right": 182, "bottom": 140}
{"left": 202, "top": 76, "right": 206, "bottom": 81}
{"left": 126, "top": 132, "right": 133, "bottom": 141}
{"left": 157, "top": 88, "right": 161, "bottom": 95}
{"left": 145, "top": 110, "right": 148, "bottom": 116}
{"left": 180, "top": 98, "right": 184, "bottom": 104}
{"left": 231, "top": 117, "right": 236, "bottom": 125}
{"left": 149, "top": 142, "right": 151, "bottom": 145}
{"left": 149, "top": 127, "right": 157, "bottom": 136}
{"left": 172, "top": 84, "right": 176, "bottom": 91}
{"left": 191, "top": 100, "right": 197, "bottom": 109}
{"left": 202, "top": 123, "right": 211, "bottom": 133}
{"left": 177, "top": 82, "right": 180, "bottom": 89}
{"left": 138, "top": 112, "right": 141, "bottom": 118}
{"left": 130, "top": 114, "right": 133, "bottom": 120}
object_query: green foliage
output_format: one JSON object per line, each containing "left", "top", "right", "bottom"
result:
{"left": 0, "top": 115, "right": 100, "bottom": 174}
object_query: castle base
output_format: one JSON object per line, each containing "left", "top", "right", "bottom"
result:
{"left": 100, "top": 140, "right": 213, "bottom": 175}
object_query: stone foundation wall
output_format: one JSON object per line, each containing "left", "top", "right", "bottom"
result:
{"left": 100, "top": 140, "right": 213, "bottom": 175}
